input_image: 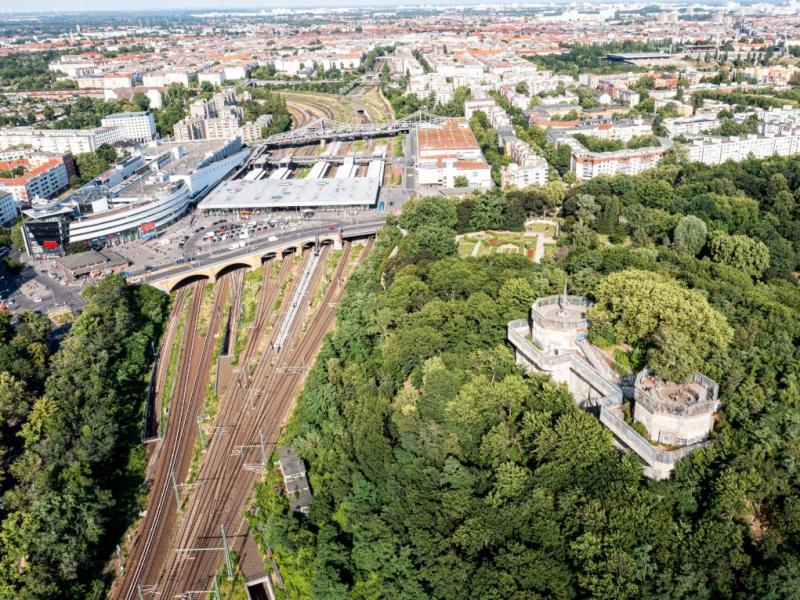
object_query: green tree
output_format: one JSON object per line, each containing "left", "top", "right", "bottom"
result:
{"left": 399, "top": 196, "right": 458, "bottom": 231}
{"left": 401, "top": 225, "right": 457, "bottom": 261}
{"left": 673, "top": 215, "right": 708, "bottom": 256}
{"left": 709, "top": 233, "right": 770, "bottom": 278}
{"left": 588, "top": 269, "right": 733, "bottom": 377}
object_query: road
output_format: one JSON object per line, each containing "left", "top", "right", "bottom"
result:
{"left": 0, "top": 252, "right": 88, "bottom": 316}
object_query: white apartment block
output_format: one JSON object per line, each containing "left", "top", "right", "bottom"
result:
{"left": 142, "top": 71, "right": 191, "bottom": 88}
{"left": 0, "top": 127, "right": 123, "bottom": 155}
{"left": 100, "top": 112, "right": 157, "bottom": 143}
{"left": 198, "top": 70, "right": 225, "bottom": 86}
{"left": 561, "top": 137, "right": 672, "bottom": 181}
{"left": 220, "top": 64, "right": 248, "bottom": 81}
{"left": 409, "top": 73, "right": 454, "bottom": 104}
{"left": 501, "top": 159, "right": 548, "bottom": 188}
{"left": 664, "top": 115, "right": 721, "bottom": 137}
{"left": 0, "top": 191, "right": 18, "bottom": 225}
{"left": 103, "top": 74, "right": 134, "bottom": 90}
{"left": 48, "top": 58, "right": 98, "bottom": 79}
{"left": 464, "top": 98, "right": 548, "bottom": 189}
{"left": 685, "top": 133, "right": 800, "bottom": 165}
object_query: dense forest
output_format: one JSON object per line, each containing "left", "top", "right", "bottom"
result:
{"left": 0, "top": 277, "right": 169, "bottom": 598}
{"left": 251, "top": 153, "right": 800, "bottom": 599}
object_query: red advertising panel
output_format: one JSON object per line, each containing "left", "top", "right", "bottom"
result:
{"left": 140, "top": 221, "right": 156, "bottom": 234}
{"left": 43, "top": 241, "right": 58, "bottom": 249}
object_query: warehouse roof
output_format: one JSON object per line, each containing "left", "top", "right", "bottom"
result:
{"left": 198, "top": 177, "right": 380, "bottom": 210}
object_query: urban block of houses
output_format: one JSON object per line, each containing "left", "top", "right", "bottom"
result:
{"left": 548, "top": 119, "right": 670, "bottom": 180}
{"left": 0, "top": 154, "right": 72, "bottom": 206}
{"left": 464, "top": 98, "right": 548, "bottom": 188}
{"left": 0, "top": 191, "right": 17, "bottom": 225}
{"left": 414, "top": 117, "right": 493, "bottom": 190}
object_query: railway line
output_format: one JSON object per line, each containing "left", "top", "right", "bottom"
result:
{"left": 112, "top": 238, "right": 373, "bottom": 599}
{"left": 157, "top": 249, "right": 319, "bottom": 596}
{"left": 146, "top": 286, "right": 189, "bottom": 440}
{"left": 225, "top": 268, "right": 245, "bottom": 356}
{"left": 158, "top": 241, "right": 371, "bottom": 598}
{"left": 113, "top": 272, "right": 233, "bottom": 600}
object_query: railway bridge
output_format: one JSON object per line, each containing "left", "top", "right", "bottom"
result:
{"left": 264, "top": 110, "right": 447, "bottom": 147}
{"left": 135, "top": 221, "right": 382, "bottom": 293}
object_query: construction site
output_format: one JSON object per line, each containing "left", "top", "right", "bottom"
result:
{"left": 111, "top": 236, "right": 373, "bottom": 600}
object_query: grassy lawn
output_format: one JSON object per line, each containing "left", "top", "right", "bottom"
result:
{"left": 278, "top": 90, "right": 353, "bottom": 123}
{"left": 457, "top": 230, "right": 537, "bottom": 260}
{"left": 359, "top": 85, "right": 395, "bottom": 122}
{"left": 196, "top": 282, "right": 216, "bottom": 336}
{"left": 525, "top": 222, "right": 557, "bottom": 237}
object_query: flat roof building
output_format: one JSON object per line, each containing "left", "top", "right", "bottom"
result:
{"left": 100, "top": 112, "right": 157, "bottom": 143}
{"left": 198, "top": 177, "right": 380, "bottom": 212}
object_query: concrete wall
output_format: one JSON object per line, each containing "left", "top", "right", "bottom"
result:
{"left": 633, "top": 403, "right": 715, "bottom": 446}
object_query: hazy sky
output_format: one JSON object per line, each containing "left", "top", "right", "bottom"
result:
{"left": 12, "top": 0, "right": 563, "bottom": 15}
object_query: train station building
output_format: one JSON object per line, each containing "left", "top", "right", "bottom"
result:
{"left": 197, "top": 177, "right": 381, "bottom": 214}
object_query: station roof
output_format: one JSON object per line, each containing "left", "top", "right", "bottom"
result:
{"left": 198, "top": 177, "right": 380, "bottom": 210}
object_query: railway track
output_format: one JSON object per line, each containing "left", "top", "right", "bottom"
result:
{"left": 159, "top": 241, "right": 372, "bottom": 597}
{"left": 226, "top": 269, "right": 245, "bottom": 356}
{"left": 157, "top": 251, "right": 314, "bottom": 596}
{"left": 113, "top": 273, "right": 233, "bottom": 600}
{"left": 147, "top": 287, "right": 189, "bottom": 440}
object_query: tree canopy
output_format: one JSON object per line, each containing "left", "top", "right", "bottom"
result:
{"left": 588, "top": 269, "right": 733, "bottom": 380}
{"left": 249, "top": 148, "right": 800, "bottom": 600}
{"left": 0, "top": 277, "right": 168, "bottom": 598}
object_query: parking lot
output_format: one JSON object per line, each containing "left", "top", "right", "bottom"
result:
{"left": 0, "top": 252, "right": 88, "bottom": 317}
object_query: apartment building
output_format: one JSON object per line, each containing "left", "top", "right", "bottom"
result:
{"left": 502, "top": 140, "right": 548, "bottom": 188}
{"left": 409, "top": 73, "right": 454, "bottom": 104}
{"left": 465, "top": 98, "right": 548, "bottom": 189}
{"left": 664, "top": 115, "right": 721, "bottom": 137}
{"left": 198, "top": 70, "right": 226, "bottom": 86}
{"left": 415, "top": 118, "right": 492, "bottom": 189}
{"left": 0, "top": 191, "right": 17, "bottom": 225}
{"left": 565, "top": 137, "right": 672, "bottom": 180}
{"left": 103, "top": 74, "right": 135, "bottom": 90}
{"left": 0, "top": 126, "right": 123, "bottom": 155}
{"left": 141, "top": 70, "right": 192, "bottom": 88}
{"left": 0, "top": 157, "right": 70, "bottom": 206}
{"left": 684, "top": 132, "right": 800, "bottom": 165}
{"left": 100, "top": 112, "right": 157, "bottom": 143}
